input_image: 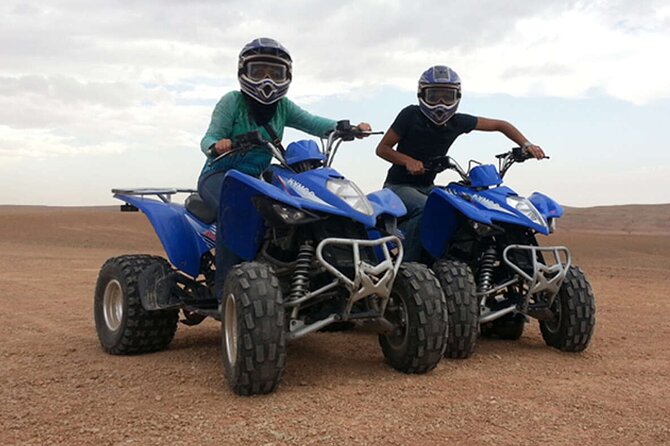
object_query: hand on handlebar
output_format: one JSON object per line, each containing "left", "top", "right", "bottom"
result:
{"left": 354, "top": 122, "right": 372, "bottom": 139}
{"left": 523, "top": 143, "right": 546, "bottom": 160}
{"left": 213, "top": 138, "right": 233, "bottom": 156}
{"left": 405, "top": 158, "right": 425, "bottom": 175}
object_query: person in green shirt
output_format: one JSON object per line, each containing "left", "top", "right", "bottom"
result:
{"left": 198, "top": 37, "right": 371, "bottom": 294}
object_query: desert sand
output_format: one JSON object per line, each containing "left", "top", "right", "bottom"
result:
{"left": 1, "top": 204, "right": 669, "bottom": 445}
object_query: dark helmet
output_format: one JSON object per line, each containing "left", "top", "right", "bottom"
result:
{"left": 238, "top": 37, "right": 292, "bottom": 104}
{"left": 417, "top": 65, "right": 462, "bottom": 125}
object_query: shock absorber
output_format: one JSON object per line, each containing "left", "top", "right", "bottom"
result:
{"left": 288, "top": 241, "right": 314, "bottom": 300}
{"left": 477, "top": 246, "right": 498, "bottom": 294}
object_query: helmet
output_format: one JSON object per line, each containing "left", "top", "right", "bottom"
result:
{"left": 417, "top": 65, "right": 462, "bottom": 126}
{"left": 238, "top": 37, "right": 292, "bottom": 104}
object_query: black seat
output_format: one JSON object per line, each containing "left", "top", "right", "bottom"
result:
{"left": 185, "top": 193, "right": 216, "bottom": 224}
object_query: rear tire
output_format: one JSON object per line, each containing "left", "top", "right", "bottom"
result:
{"left": 540, "top": 266, "right": 595, "bottom": 352}
{"left": 94, "top": 255, "right": 179, "bottom": 355}
{"left": 433, "top": 259, "right": 479, "bottom": 358}
{"left": 379, "top": 263, "right": 448, "bottom": 374}
{"left": 221, "top": 262, "right": 286, "bottom": 395}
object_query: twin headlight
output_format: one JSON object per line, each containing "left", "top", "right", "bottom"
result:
{"left": 505, "top": 196, "right": 548, "bottom": 229}
{"left": 326, "top": 178, "right": 374, "bottom": 216}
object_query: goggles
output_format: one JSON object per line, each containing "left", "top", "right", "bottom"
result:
{"left": 422, "top": 87, "right": 461, "bottom": 106}
{"left": 246, "top": 61, "right": 288, "bottom": 83}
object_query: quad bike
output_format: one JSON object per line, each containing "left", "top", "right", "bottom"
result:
{"left": 94, "top": 121, "right": 448, "bottom": 395}
{"left": 416, "top": 148, "right": 595, "bottom": 358}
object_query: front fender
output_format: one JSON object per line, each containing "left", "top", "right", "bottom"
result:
{"left": 114, "top": 194, "right": 211, "bottom": 277}
{"left": 367, "top": 188, "right": 407, "bottom": 219}
{"left": 529, "top": 192, "right": 564, "bottom": 220}
{"left": 219, "top": 170, "right": 305, "bottom": 261}
{"left": 420, "top": 189, "right": 465, "bottom": 259}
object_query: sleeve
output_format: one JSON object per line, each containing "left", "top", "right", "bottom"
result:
{"left": 455, "top": 113, "right": 478, "bottom": 134}
{"left": 284, "top": 99, "right": 337, "bottom": 137}
{"left": 200, "top": 92, "right": 239, "bottom": 154}
{"left": 389, "top": 106, "right": 414, "bottom": 137}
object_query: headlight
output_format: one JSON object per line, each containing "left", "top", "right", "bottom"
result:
{"left": 505, "top": 196, "right": 547, "bottom": 228}
{"left": 326, "top": 178, "right": 374, "bottom": 216}
{"left": 252, "top": 197, "right": 320, "bottom": 225}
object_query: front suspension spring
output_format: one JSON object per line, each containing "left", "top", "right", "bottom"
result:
{"left": 288, "top": 241, "right": 314, "bottom": 300}
{"left": 477, "top": 246, "right": 498, "bottom": 293}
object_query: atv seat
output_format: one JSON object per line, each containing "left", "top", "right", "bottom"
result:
{"left": 185, "top": 193, "right": 216, "bottom": 224}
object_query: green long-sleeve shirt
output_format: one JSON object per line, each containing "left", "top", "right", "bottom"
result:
{"left": 199, "top": 91, "right": 337, "bottom": 179}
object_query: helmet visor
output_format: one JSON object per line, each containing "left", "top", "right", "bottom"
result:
{"left": 423, "top": 87, "right": 461, "bottom": 106}
{"left": 246, "top": 61, "right": 288, "bottom": 83}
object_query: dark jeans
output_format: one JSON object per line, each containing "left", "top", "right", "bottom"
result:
{"left": 385, "top": 183, "right": 435, "bottom": 262}
{"left": 198, "top": 171, "right": 242, "bottom": 300}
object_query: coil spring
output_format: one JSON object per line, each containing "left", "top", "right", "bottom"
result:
{"left": 477, "top": 247, "right": 498, "bottom": 293}
{"left": 288, "top": 242, "right": 314, "bottom": 300}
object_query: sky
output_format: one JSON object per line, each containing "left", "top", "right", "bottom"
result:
{"left": 1, "top": 0, "right": 669, "bottom": 207}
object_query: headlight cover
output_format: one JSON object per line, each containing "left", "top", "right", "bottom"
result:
{"left": 326, "top": 178, "right": 374, "bottom": 216}
{"left": 505, "top": 196, "right": 547, "bottom": 229}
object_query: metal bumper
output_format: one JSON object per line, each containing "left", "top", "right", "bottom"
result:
{"left": 285, "top": 235, "right": 402, "bottom": 340}
{"left": 479, "top": 244, "right": 571, "bottom": 324}
{"left": 502, "top": 244, "right": 571, "bottom": 299}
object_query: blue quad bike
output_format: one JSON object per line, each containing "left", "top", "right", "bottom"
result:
{"left": 94, "top": 121, "right": 448, "bottom": 395}
{"left": 415, "top": 148, "right": 595, "bottom": 358}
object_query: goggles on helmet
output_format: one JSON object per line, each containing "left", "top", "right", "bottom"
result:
{"left": 422, "top": 87, "right": 461, "bottom": 106}
{"left": 246, "top": 61, "right": 288, "bottom": 83}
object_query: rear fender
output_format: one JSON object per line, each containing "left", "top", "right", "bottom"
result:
{"left": 114, "top": 194, "right": 211, "bottom": 277}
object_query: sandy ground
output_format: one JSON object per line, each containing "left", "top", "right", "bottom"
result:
{"left": 1, "top": 205, "right": 669, "bottom": 445}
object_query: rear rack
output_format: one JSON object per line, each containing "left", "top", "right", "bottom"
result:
{"left": 112, "top": 188, "right": 197, "bottom": 204}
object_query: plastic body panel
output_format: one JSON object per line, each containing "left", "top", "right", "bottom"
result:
{"left": 421, "top": 182, "right": 552, "bottom": 259}
{"left": 114, "top": 194, "right": 214, "bottom": 277}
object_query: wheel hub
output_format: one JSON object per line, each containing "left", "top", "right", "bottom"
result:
{"left": 384, "top": 294, "right": 408, "bottom": 349}
{"left": 224, "top": 293, "right": 238, "bottom": 366}
{"left": 102, "top": 279, "right": 124, "bottom": 331}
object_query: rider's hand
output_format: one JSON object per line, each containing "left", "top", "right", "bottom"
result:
{"left": 405, "top": 158, "right": 425, "bottom": 175}
{"left": 213, "top": 138, "right": 233, "bottom": 156}
{"left": 523, "top": 143, "right": 546, "bottom": 159}
{"left": 355, "top": 122, "right": 372, "bottom": 139}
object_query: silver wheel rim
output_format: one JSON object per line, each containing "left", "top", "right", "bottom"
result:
{"left": 103, "top": 279, "right": 124, "bottom": 331}
{"left": 224, "top": 293, "right": 238, "bottom": 366}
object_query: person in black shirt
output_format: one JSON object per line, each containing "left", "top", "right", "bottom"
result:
{"left": 376, "top": 65, "right": 545, "bottom": 261}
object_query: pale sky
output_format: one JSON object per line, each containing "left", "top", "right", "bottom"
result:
{"left": 1, "top": 0, "right": 669, "bottom": 207}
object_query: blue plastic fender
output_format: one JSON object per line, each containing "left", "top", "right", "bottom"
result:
{"left": 420, "top": 189, "right": 463, "bottom": 259}
{"left": 529, "top": 192, "right": 564, "bottom": 220}
{"left": 114, "top": 194, "right": 212, "bottom": 277}
{"left": 367, "top": 188, "right": 407, "bottom": 218}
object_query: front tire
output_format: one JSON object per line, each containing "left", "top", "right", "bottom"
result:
{"left": 433, "top": 259, "right": 479, "bottom": 358}
{"left": 379, "top": 263, "right": 448, "bottom": 374}
{"left": 540, "top": 266, "right": 596, "bottom": 352}
{"left": 94, "top": 255, "right": 179, "bottom": 355}
{"left": 221, "top": 262, "right": 286, "bottom": 395}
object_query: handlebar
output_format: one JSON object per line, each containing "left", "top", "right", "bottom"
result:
{"left": 408, "top": 146, "right": 551, "bottom": 183}
{"left": 324, "top": 120, "right": 383, "bottom": 167}
{"left": 495, "top": 147, "right": 550, "bottom": 163}
{"left": 212, "top": 130, "right": 266, "bottom": 163}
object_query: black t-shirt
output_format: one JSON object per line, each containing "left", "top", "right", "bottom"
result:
{"left": 384, "top": 105, "right": 478, "bottom": 186}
